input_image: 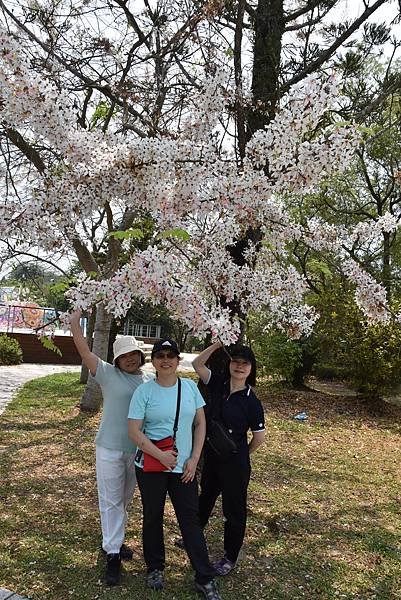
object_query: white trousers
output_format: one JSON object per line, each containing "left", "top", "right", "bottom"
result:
{"left": 96, "top": 445, "right": 136, "bottom": 554}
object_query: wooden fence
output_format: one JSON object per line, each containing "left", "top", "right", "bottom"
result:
{"left": 7, "top": 333, "right": 81, "bottom": 365}
{"left": 5, "top": 333, "right": 157, "bottom": 364}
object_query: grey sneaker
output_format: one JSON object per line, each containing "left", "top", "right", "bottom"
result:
{"left": 195, "top": 579, "right": 222, "bottom": 600}
{"left": 212, "top": 556, "right": 236, "bottom": 575}
{"left": 146, "top": 569, "right": 164, "bottom": 590}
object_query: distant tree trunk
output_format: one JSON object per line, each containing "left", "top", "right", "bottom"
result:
{"left": 107, "top": 318, "right": 120, "bottom": 364}
{"left": 80, "top": 309, "right": 95, "bottom": 384}
{"left": 80, "top": 303, "right": 112, "bottom": 412}
{"left": 382, "top": 230, "right": 391, "bottom": 299}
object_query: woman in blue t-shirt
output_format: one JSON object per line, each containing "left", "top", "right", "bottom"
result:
{"left": 192, "top": 341, "right": 265, "bottom": 576}
{"left": 70, "top": 310, "right": 152, "bottom": 586}
{"left": 128, "top": 338, "right": 222, "bottom": 600}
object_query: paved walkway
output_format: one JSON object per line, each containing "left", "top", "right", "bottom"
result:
{"left": 0, "top": 590, "right": 28, "bottom": 600}
{"left": 0, "top": 363, "right": 81, "bottom": 416}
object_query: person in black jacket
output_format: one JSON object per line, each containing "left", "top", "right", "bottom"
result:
{"left": 192, "top": 341, "right": 265, "bottom": 576}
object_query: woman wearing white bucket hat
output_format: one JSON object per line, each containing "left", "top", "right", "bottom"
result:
{"left": 70, "top": 310, "right": 153, "bottom": 586}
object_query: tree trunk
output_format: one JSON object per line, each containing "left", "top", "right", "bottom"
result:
{"left": 107, "top": 318, "right": 120, "bottom": 363}
{"left": 382, "top": 230, "right": 391, "bottom": 299}
{"left": 248, "top": 0, "right": 284, "bottom": 135}
{"left": 80, "top": 303, "right": 113, "bottom": 412}
{"left": 80, "top": 309, "right": 96, "bottom": 384}
{"left": 215, "top": 0, "right": 283, "bottom": 345}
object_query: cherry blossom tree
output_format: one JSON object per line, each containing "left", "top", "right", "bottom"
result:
{"left": 1, "top": 30, "right": 395, "bottom": 321}
{"left": 1, "top": 0, "right": 398, "bottom": 410}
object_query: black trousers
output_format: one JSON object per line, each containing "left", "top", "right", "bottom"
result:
{"left": 198, "top": 453, "right": 251, "bottom": 563}
{"left": 135, "top": 467, "right": 216, "bottom": 585}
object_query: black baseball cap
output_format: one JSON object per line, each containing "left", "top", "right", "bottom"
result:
{"left": 228, "top": 345, "right": 255, "bottom": 363}
{"left": 151, "top": 338, "right": 180, "bottom": 357}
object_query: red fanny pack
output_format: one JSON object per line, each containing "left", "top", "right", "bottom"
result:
{"left": 143, "top": 436, "right": 175, "bottom": 472}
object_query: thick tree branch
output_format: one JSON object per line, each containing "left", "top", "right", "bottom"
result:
{"left": 284, "top": 0, "right": 336, "bottom": 24}
{"left": 72, "top": 238, "right": 99, "bottom": 274}
{"left": 112, "top": 0, "right": 152, "bottom": 51}
{"left": 285, "top": 12, "right": 331, "bottom": 32}
{"left": 3, "top": 126, "right": 46, "bottom": 173}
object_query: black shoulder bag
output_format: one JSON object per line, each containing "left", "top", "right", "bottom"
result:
{"left": 206, "top": 386, "right": 237, "bottom": 461}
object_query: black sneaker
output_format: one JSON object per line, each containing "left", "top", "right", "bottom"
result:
{"left": 195, "top": 579, "right": 222, "bottom": 600}
{"left": 146, "top": 569, "right": 164, "bottom": 590}
{"left": 101, "top": 543, "right": 133, "bottom": 561}
{"left": 105, "top": 553, "right": 121, "bottom": 586}
{"left": 120, "top": 543, "right": 133, "bottom": 561}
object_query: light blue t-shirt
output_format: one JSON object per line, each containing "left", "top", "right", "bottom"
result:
{"left": 94, "top": 359, "right": 153, "bottom": 453}
{"left": 128, "top": 378, "right": 205, "bottom": 473}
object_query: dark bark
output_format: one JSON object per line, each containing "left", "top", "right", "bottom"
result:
{"left": 248, "top": 0, "right": 284, "bottom": 134}
{"left": 107, "top": 318, "right": 120, "bottom": 364}
{"left": 382, "top": 230, "right": 391, "bottom": 298}
{"left": 234, "top": 0, "right": 247, "bottom": 162}
{"left": 3, "top": 126, "right": 46, "bottom": 173}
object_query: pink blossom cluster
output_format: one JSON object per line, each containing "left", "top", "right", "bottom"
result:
{"left": 0, "top": 29, "right": 395, "bottom": 341}
{"left": 245, "top": 76, "right": 360, "bottom": 194}
{"left": 349, "top": 213, "right": 399, "bottom": 245}
{"left": 66, "top": 247, "right": 241, "bottom": 344}
{"left": 343, "top": 259, "right": 390, "bottom": 323}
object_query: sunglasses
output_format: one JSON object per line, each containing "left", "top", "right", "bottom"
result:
{"left": 153, "top": 351, "right": 178, "bottom": 359}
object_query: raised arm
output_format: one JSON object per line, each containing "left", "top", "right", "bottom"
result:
{"left": 192, "top": 340, "right": 223, "bottom": 384}
{"left": 70, "top": 309, "right": 98, "bottom": 376}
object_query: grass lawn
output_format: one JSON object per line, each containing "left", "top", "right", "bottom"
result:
{"left": 1, "top": 373, "right": 401, "bottom": 599}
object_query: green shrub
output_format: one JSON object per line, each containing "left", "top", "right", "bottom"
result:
{"left": 345, "top": 320, "right": 401, "bottom": 396}
{"left": 249, "top": 315, "right": 317, "bottom": 385}
{"left": 313, "top": 285, "right": 401, "bottom": 396}
{"left": 0, "top": 335, "right": 23, "bottom": 365}
{"left": 256, "top": 329, "right": 303, "bottom": 382}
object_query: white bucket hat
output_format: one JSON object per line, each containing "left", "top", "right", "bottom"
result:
{"left": 113, "top": 336, "right": 145, "bottom": 365}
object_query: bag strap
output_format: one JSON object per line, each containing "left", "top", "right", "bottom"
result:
{"left": 172, "top": 377, "right": 181, "bottom": 441}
